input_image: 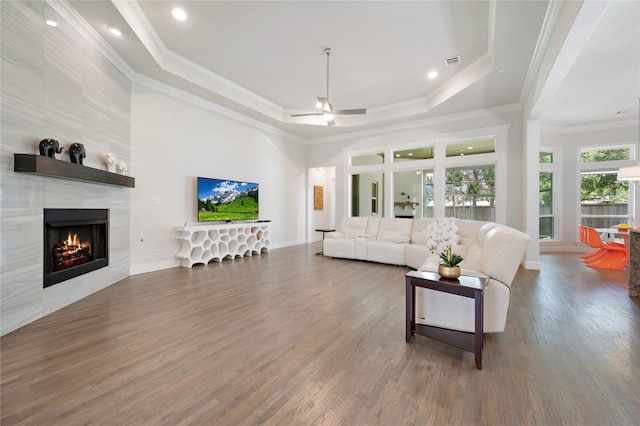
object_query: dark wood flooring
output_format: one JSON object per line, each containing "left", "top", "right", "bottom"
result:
{"left": 1, "top": 244, "right": 639, "bottom": 425}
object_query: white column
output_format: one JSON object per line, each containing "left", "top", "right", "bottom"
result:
{"left": 524, "top": 119, "right": 541, "bottom": 270}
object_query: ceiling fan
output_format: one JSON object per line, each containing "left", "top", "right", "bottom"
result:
{"left": 290, "top": 48, "right": 366, "bottom": 126}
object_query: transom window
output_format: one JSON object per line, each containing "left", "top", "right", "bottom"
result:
{"left": 445, "top": 139, "right": 495, "bottom": 158}
{"left": 351, "top": 153, "right": 384, "bottom": 166}
{"left": 393, "top": 147, "right": 433, "bottom": 162}
{"left": 581, "top": 147, "right": 629, "bottom": 163}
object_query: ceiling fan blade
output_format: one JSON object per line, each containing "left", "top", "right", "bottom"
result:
{"left": 290, "top": 112, "right": 323, "bottom": 117}
{"left": 333, "top": 108, "right": 367, "bottom": 115}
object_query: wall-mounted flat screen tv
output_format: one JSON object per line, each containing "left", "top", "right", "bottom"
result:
{"left": 197, "top": 177, "right": 259, "bottom": 222}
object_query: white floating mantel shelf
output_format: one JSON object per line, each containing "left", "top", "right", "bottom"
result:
{"left": 14, "top": 154, "right": 135, "bottom": 188}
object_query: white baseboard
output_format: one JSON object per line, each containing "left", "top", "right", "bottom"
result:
{"left": 130, "top": 259, "right": 181, "bottom": 276}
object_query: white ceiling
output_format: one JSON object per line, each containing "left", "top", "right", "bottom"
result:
{"left": 67, "top": 0, "right": 639, "bottom": 142}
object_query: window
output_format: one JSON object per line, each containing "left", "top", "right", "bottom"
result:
{"left": 581, "top": 147, "right": 629, "bottom": 163}
{"left": 423, "top": 171, "right": 435, "bottom": 218}
{"left": 539, "top": 152, "right": 553, "bottom": 163}
{"left": 445, "top": 139, "right": 495, "bottom": 158}
{"left": 539, "top": 172, "right": 553, "bottom": 239}
{"left": 371, "top": 181, "right": 379, "bottom": 214}
{"left": 445, "top": 166, "right": 495, "bottom": 221}
{"left": 539, "top": 149, "right": 561, "bottom": 240}
{"left": 351, "top": 153, "right": 384, "bottom": 166}
{"left": 393, "top": 147, "right": 433, "bottom": 162}
{"left": 346, "top": 129, "right": 506, "bottom": 223}
{"left": 579, "top": 145, "right": 634, "bottom": 228}
{"left": 580, "top": 171, "right": 629, "bottom": 228}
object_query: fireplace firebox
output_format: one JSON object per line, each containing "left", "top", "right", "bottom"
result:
{"left": 44, "top": 209, "right": 109, "bottom": 288}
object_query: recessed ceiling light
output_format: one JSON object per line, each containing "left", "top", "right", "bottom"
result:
{"left": 46, "top": 20, "right": 58, "bottom": 27}
{"left": 396, "top": 154, "right": 401, "bottom": 157}
{"left": 172, "top": 8, "right": 188, "bottom": 21}
{"left": 427, "top": 70, "right": 438, "bottom": 79}
{"left": 408, "top": 153, "right": 413, "bottom": 156}
{"left": 467, "top": 146, "right": 473, "bottom": 150}
{"left": 108, "top": 26, "right": 123, "bottom": 37}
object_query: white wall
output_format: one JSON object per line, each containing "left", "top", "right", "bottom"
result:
{"left": 129, "top": 82, "right": 308, "bottom": 274}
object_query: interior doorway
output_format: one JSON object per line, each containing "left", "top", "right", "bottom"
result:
{"left": 308, "top": 166, "right": 336, "bottom": 242}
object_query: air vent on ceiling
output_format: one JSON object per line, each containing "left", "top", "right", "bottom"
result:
{"left": 445, "top": 56, "right": 461, "bottom": 67}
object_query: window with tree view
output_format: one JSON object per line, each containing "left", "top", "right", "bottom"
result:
{"left": 580, "top": 171, "right": 629, "bottom": 228}
{"left": 539, "top": 150, "right": 558, "bottom": 240}
{"left": 539, "top": 172, "right": 553, "bottom": 239}
{"left": 580, "top": 146, "right": 631, "bottom": 228}
{"left": 445, "top": 166, "right": 495, "bottom": 221}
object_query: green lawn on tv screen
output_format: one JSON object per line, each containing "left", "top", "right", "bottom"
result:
{"left": 198, "top": 196, "right": 258, "bottom": 221}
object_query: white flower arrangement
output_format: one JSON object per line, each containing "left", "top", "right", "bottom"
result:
{"left": 422, "top": 217, "right": 460, "bottom": 255}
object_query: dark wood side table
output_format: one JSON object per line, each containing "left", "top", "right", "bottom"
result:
{"left": 315, "top": 228, "right": 335, "bottom": 256}
{"left": 405, "top": 270, "right": 487, "bottom": 369}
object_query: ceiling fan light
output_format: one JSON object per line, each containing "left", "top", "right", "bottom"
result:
{"left": 323, "top": 112, "right": 334, "bottom": 122}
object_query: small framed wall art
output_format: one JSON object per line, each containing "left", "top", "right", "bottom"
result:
{"left": 314, "top": 185, "right": 324, "bottom": 210}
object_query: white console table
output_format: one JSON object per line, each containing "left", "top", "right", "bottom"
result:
{"left": 176, "top": 223, "right": 270, "bottom": 268}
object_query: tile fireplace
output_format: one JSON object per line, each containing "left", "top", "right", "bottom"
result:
{"left": 43, "top": 209, "right": 109, "bottom": 288}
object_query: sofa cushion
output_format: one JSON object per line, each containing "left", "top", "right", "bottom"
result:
{"left": 339, "top": 217, "right": 370, "bottom": 238}
{"left": 376, "top": 218, "right": 412, "bottom": 242}
{"left": 368, "top": 240, "right": 406, "bottom": 265}
{"left": 405, "top": 243, "right": 430, "bottom": 270}
{"left": 410, "top": 218, "right": 433, "bottom": 244}
{"left": 323, "top": 238, "right": 355, "bottom": 259}
{"left": 365, "top": 218, "right": 380, "bottom": 238}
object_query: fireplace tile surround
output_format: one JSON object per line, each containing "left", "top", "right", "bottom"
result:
{"left": 0, "top": 1, "right": 132, "bottom": 335}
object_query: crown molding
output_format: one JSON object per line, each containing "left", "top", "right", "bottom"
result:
{"left": 541, "top": 116, "right": 638, "bottom": 134}
{"left": 308, "top": 103, "right": 522, "bottom": 145}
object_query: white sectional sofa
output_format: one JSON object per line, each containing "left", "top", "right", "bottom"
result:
{"left": 323, "top": 217, "right": 530, "bottom": 333}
